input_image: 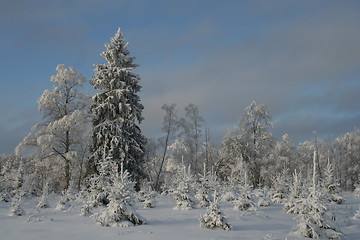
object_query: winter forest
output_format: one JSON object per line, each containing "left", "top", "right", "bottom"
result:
{"left": 1, "top": 28, "right": 360, "bottom": 239}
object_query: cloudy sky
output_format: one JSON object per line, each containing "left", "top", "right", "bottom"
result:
{"left": 1, "top": 0, "right": 360, "bottom": 154}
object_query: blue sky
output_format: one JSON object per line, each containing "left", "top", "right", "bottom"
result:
{"left": 1, "top": 0, "right": 360, "bottom": 154}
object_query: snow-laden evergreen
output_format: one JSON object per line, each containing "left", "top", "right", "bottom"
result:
{"left": 291, "top": 151, "right": 343, "bottom": 239}
{"left": 93, "top": 163, "right": 145, "bottom": 227}
{"left": 89, "top": 28, "right": 145, "bottom": 182}
{"left": 199, "top": 191, "right": 231, "bottom": 231}
{"left": 284, "top": 170, "right": 305, "bottom": 213}
{"left": 271, "top": 167, "right": 290, "bottom": 204}
{"left": 8, "top": 159, "right": 25, "bottom": 216}
{"left": 172, "top": 164, "right": 196, "bottom": 210}
{"left": 292, "top": 188, "right": 343, "bottom": 239}
{"left": 233, "top": 179, "right": 256, "bottom": 211}
{"left": 8, "top": 194, "right": 25, "bottom": 216}
{"left": 195, "top": 164, "right": 213, "bottom": 208}
{"left": 322, "top": 160, "right": 344, "bottom": 204}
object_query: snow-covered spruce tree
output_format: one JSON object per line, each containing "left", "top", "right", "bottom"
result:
{"left": 16, "top": 64, "right": 90, "bottom": 193}
{"left": 292, "top": 188, "right": 343, "bottom": 239}
{"left": 172, "top": 163, "right": 196, "bottom": 210}
{"left": 271, "top": 167, "right": 290, "bottom": 204}
{"left": 89, "top": 28, "right": 146, "bottom": 184}
{"left": 8, "top": 160, "right": 25, "bottom": 216}
{"left": 195, "top": 164, "right": 212, "bottom": 208}
{"left": 322, "top": 160, "right": 344, "bottom": 204}
{"left": 234, "top": 180, "right": 256, "bottom": 211}
{"left": 284, "top": 170, "right": 304, "bottom": 213}
{"left": 200, "top": 191, "right": 231, "bottom": 231}
{"left": 292, "top": 151, "right": 342, "bottom": 239}
{"left": 93, "top": 163, "right": 145, "bottom": 227}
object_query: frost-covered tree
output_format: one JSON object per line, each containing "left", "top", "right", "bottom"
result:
{"left": 292, "top": 189, "right": 342, "bottom": 239}
{"left": 322, "top": 160, "right": 344, "bottom": 204}
{"left": 195, "top": 164, "right": 212, "bottom": 208}
{"left": 179, "top": 103, "right": 204, "bottom": 173}
{"left": 89, "top": 28, "right": 146, "bottom": 183}
{"left": 218, "top": 101, "right": 273, "bottom": 187}
{"left": 271, "top": 167, "right": 290, "bottom": 204}
{"left": 336, "top": 129, "right": 360, "bottom": 190}
{"left": 284, "top": 170, "right": 305, "bottom": 213}
{"left": 16, "top": 64, "right": 90, "bottom": 193}
{"left": 240, "top": 101, "right": 273, "bottom": 186}
{"left": 200, "top": 191, "right": 231, "bottom": 231}
{"left": 172, "top": 164, "right": 196, "bottom": 210}
{"left": 8, "top": 160, "right": 25, "bottom": 216}
{"left": 291, "top": 152, "right": 342, "bottom": 239}
{"left": 234, "top": 180, "right": 256, "bottom": 211}
{"left": 154, "top": 103, "right": 179, "bottom": 191}
{"left": 93, "top": 163, "right": 145, "bottom": 227}
{"left": 36, "top": 183, "right": 50, "bottom": 209}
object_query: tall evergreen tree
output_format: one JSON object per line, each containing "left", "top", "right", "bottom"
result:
{"left": 89, "top": 28, "right": 146, "bottom": 183}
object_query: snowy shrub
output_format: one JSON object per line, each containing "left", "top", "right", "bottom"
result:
{"left": 36, "top": 183, "right": 50, "bottom": 209}
{"left": 234, "top": 183, "right": 256, "bottom": 211}
{"left": 36, "top": 194, "right": 50, "bottom": 209}
{"left": 8, "top": 195, "right": 25, "bottom": 216}
{"left": 143, "top": 190, "right": 157, "bottom": 208}
{"left": 200, "top": 192, "right": 231, "bottom": 231}
{"left": 353, "top": 205, "right": 360, "bottom": 220}
{"left": 172, "top": 180, "right": 195, "bottom": 210}
{"left": 293, "top": 213, "right": 342, "bottom": 240}
{"left": 93, "top": 203, "right": 145, "bottom": 227}
{"left": 257, "top": 197, "right": 271, "bottom": 207}
{"left": 271, "top": 168, "right": 290, "bottom": 204}
{"left": 80, "top": 203, "right": 93, "bottom": 217}
{"left": 353, "top": 183, "right": 360, "bottom": 198}
{"left": 221, "top": 190, "right": 237, "bottom": 203}
{"left": 291, "top": 188, "right": 343, "bottom": 239}
{"left": 322, "top": 162, "right": 344, "bottom": 204}
{"left": 55, "top": 194, "right": 71, "bottom": 211}
{"left": 93, "top": 163, "right": 146, "bottom": 227}
{"left": 1, "top": 192, "right": 11, "bottom": 202}
{"left": 284, "top": 170, "right": 304, "bottom": 213}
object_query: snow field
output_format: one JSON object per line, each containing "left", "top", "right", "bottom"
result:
{"left": 1, "top": 192, "right": 360, "bottom": 240}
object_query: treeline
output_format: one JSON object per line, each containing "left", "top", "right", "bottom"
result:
{"left": 0, "top": 28, "right": 359, "bottom": 199}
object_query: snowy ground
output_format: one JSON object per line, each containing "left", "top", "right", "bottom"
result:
{"left": 1, "top": 192, "right": 360, "bottom": 240}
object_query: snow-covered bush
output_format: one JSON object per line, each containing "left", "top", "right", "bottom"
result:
{"left": 322, "top": 162, "right": 344, "bottom": 204}
{"left": 36, "top": 183, "right": 50, "bottom": 209}
{"left": 8, "top": 195, "right": 25, "bottom": 216}
{"left": 93, "top": 163, "right": 145, "bottom": 227}
{"left": 55, "top": 193, "right": 71, "bottom": 211}
{"left": 200, "top": 191, "right": 231, "bottom": 231}
{"left": 353, "top": 183, "right": 360, "bottom": 198}
{"left": 353, "top": 205, "right": 360, "bottom": 220}
{"left": 142, "top": 190, "right": 157, "bottom": 209}
{"left": 172, "top": 164, "right": 196, "bottom": 210}
{"left": 234, "top": 183, "right": 256, "bottom": 211}
{"left": 284, "top": 170, "right": 304, "bottom": 213}
{"left": 291, "top": 188, "right": 342, "bottom": 239}
{"left": 271, "top": 168, "right": 290, "bottom": 204}
{"left": 255, "top": 187, "right": 271, "bottom": 207}
{"left": 172, "top": 179, "right": 195, "bottom": 210}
